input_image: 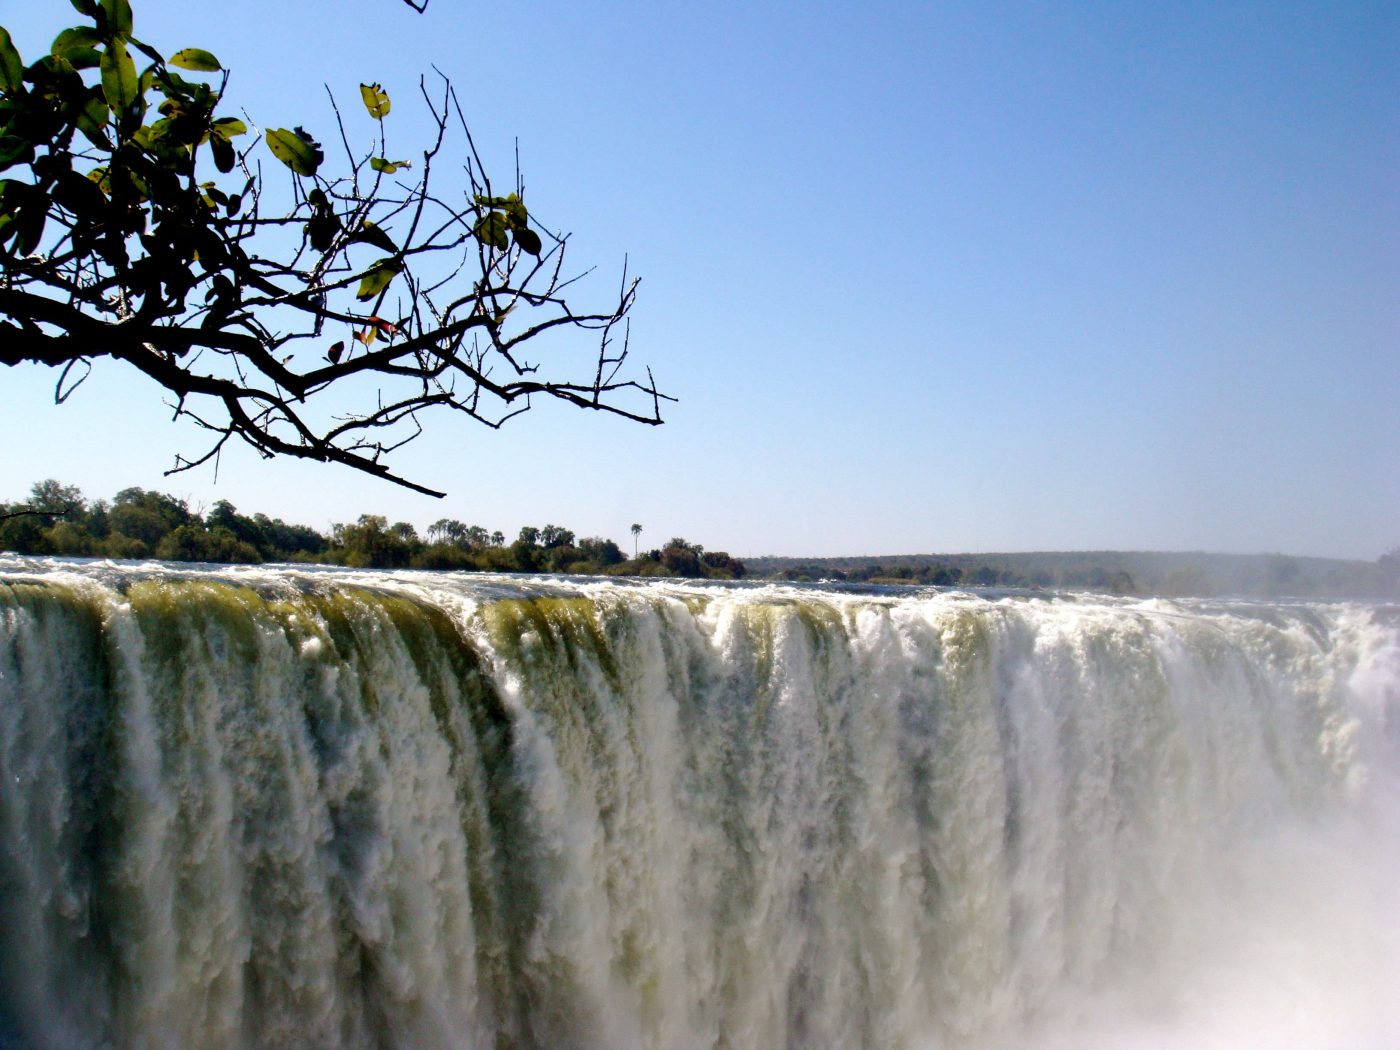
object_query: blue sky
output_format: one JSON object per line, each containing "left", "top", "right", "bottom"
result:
{"left": 2, "top": 0, "right": 1396, "bottom": 559}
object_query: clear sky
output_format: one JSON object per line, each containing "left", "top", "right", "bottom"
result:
{"left": 2, "top": 0, "right": 1396, "bottom": 559}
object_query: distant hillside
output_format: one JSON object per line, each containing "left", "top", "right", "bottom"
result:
{"left": 745, "top": 550, "right": 1399, "bottom": 601}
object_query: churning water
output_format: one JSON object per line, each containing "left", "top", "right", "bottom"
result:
{"left": 1, "top": 559, "right": 1397, "bottom": 1049}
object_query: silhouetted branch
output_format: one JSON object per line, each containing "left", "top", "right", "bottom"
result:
{"left": 1, "top": 10, "right": 669, "bottom": 498}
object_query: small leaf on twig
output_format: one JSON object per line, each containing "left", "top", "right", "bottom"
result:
{"left": 210, "top": 133, "right": 235, "bottom": 172}
{"left": 169, "top": 48, "right": 220, "bottom": 71}
{"left": 367, "top": 315, "right": 399, "bottom": 339}
{"left": 352, "top": 220, "right": 397, "bottom": 254}
{"left": 473, "top": 211, "right": 508, "bottom": 250}
{"left": 327, "top": 341, "right": 344, "bottom": 363}
{"left": 513, "top": 227, "right": 542, "bottom": 256}
{"left": 359, "top": 82, "right": 391, "bottom": 120}
{"left": 211, "top": 116, "right": 247, "bottom": 138}
{"left": 369, "top": 157, "right": 410, "bottom": 174}
{"left": 502, "top": 193, "right": 528, "bottom": 227}
{"left": 265, "top": 126, "right": 323, "bottom": 176}
{"left": 74, "top": 97, "right": 111, "bottom": 147}
{"left": 355, "top": 258, "right": 401, "bottom": 301}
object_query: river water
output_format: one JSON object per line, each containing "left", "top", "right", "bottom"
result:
{"left": 2, "top": 559, "right": 1397, "bottom": 1048}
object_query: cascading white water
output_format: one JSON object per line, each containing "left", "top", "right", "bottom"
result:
{"left": 1, "top": 559, "right": 1396, "bottom": 1049}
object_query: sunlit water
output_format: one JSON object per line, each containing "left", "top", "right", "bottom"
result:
{"left": 2, "top": 558, "right": 1397, "bottom": 1049}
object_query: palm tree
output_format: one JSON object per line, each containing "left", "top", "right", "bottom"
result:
{"left": 631, "top": 523, "right": 642, "bottom": 559}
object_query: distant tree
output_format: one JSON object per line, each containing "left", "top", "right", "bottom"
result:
{"left": 577, "top": 536, "right": 624, "bottom": 567}
{"left": 631, "top": 523, "right": 642, "bottom": 558}
{"left": 660, "top": 537, "right": 702, "bottom": 577}
{"left": 0, "top": 478, "right": 84, "bottom": 524}
{"left": 539, "top": 524, "right": 575, "bottom": 549}
{"left": 252, "top": 512, "right": 326, "bottom": 558}
{"left": 156, "top": 523, "right": 260, "bottom": 563}
{"left": 970, "top": 565, "right": 999, "bottom": 586}
{"left": 490, "top": 530, "right": 505, "bottom": 547}
{"left": 332, "top": 513, "right": 410, "bottom": 567}
{"left": 700, "top": 549, "right": 745, "bottom": 579}
{"left": 0, "top": 2, "right": 669, "bottom": 499}
{"left": 427, "top": 518, "right": 463, "bottom": 545}
{"left": 509, "top": 535, "right": 543, "bottom": 572}
{"left": 207, "top": 499, "right": 265, "bottom": 551}
{"left": 0, "top": 509, "right": 50, "bottom": 553}
{"left": 27, "top": 479, "right": 85, "bottom": 518}
{"left": 108, "top": 487, "right": 192, "bottom": 548}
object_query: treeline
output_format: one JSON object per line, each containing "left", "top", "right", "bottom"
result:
{"left": 0, "top": 481, "right": 745, "bottom": 579}
{"left": 750, "top": 549, "right": 1399, "bottom": 601}
{"left": 761, "top": 560, "right": 1136, "bottom": 593}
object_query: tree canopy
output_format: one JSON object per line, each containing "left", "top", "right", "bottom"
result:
{"left": 0, "top": 0, "right": 668, "bottom": 497}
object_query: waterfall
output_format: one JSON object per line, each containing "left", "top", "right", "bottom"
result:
{"left": 2, "top": 559, "right": 1397, "bottom": 1049}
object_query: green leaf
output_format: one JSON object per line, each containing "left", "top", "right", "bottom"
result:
{"left": 10, "top": 189, "right": 48, "bottom": 255}
{"left": 51, "top": 26, "right": 103, "bottom": 68}
{"left": 503, "top": 192, "right": 527, "bottom": 227}
{"left": 210, "top": 116, "right": 247, "bottom": 138}
{"left": 42, "top": 27, "right": 98, "bottom": 71}
{"left": 473, "top": 211, "right": 508, "bottom": 251}
{"left": 0, "top": 28, "right": 23, "bottom": 94}
{"left": 53, "top": 168, "right": 106, "bottom": 218}
{"left": 151, "top": 68, "right": 199, "bottom": 97}
{"left": 307, "top": 211, "right": 340, "bottom": 252}
{"left": 512, "top": 226, "right": 542, "bottom": 257}
{"left": 87, "top": 166, "right": 111, "bottom": 194}
{"left": 99, "top": 38, "right": 138, "bottom": 113}
{"left": 359, "top": 82, "right": 390, "bottom": 120}
{"left": 265, "top": 126, "right": 322, "bottom": 176}
{"left": 169, "top": 48, "right": 220, "bottom": 72}
{"left": 369, "top": 156, "right": 410, "bottom": 174}
{"left": 99, "top": 0, "right": 133, "bottom": 40}
{"left": 355, "top": 258, "right": 401, "bottom": 301}
{"left": 74, "top": 95, "right": 111, "bottom": 147}
{"left": 210, "top": 132, "right": 235, "bottom": 173}
{"left": 69, "top": 0, "right": 99, "bottom": 15}
{"left": 53, "top": 26, "right": 104, "bottom": 48}
{"left": 0, "top": 182, "right": 19, "bottom": 238}
{"left": 352, "top": 219, "right": 397, "bottom": 254}
{"left": 0, "top": 135, "right": 34, "bottom": 168}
